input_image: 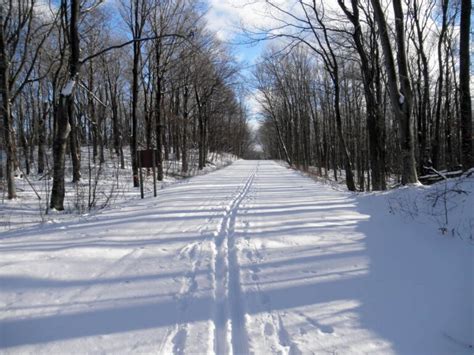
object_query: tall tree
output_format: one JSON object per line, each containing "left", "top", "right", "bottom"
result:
{"left": 0, "top": 4, "right": 16, "bottom": 198}
{"left": 432, "top": 0, "right": 450, "bottom": 169}
{"left": 1, "top": 0, "right": 54, "bottom": 198}
{"left": 50, "top": 0, "right": 81, "bottom": 210}
{"left": 338, "top": 0, "right": 386, "bottom": 190}
{"left": 459, "top": 0, "right": 472, "bottom": 170}
{"left": 121, "top": 0, "right": 149, "bottom": 187}
{"left": 370, "top": 0, "right": 418, "bottom": 184}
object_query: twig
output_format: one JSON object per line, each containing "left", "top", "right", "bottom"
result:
{"left": 17, "top": 168, "right": 41, "bottom": 200}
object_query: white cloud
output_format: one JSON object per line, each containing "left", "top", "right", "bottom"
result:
{"left": 205, "top": 0, "right": 296, "bottom": 41}
{"left": 34, "top": 0, "right": 58, "bottom": 20}
{"left": 245, "top": 90, "right": 265, "bottom": 122}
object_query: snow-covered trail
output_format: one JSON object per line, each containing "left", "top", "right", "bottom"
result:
{"left": 1, "top": 160, "right": 472, "bottom": 354}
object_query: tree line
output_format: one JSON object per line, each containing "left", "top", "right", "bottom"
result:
{"left": 0, "top": 0, "right": 253, "bottom": 209}
{"left": 255, "top": 0, "right": 472, "bottom": 191}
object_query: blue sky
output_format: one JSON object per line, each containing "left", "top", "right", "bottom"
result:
{"left": 204, "top": 0, "right": 279, "bottom": 127}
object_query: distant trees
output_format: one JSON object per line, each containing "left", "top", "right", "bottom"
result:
{"left": 2, "top": 0, "right": 470, "bottom": 201}
{"left": 256, "top": 0, "right": 472, "bottom": 190}
{"left": 1, "top": 0, "right": 55, "bottom": 199}
{"left": 1, "top": 0, "right": 251, "bottom": 207}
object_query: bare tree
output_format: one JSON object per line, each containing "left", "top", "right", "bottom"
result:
{"left": 1, "top": 0, "right": 55, "bottom": 199}
{"left": 459, "top": 0, "right": 472, "bottom": 170}
{"left": 432, "top": 0, "right": 450, "bottom": 169}
{"left": 0, "top": 4, "right": 15, "bottom": 198}
{"left": 370, "top": 0, "right": 418, "bottom": 184}
{"left": 50, "top": 0, "right": 81, "bottom": 210}
{"left": 120, "top": 0, "right": 149, "bottom": 187}
{"left": 338, "top": 0, "right": 386, "bottom": 190}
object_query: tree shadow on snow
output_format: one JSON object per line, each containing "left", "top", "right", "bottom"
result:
{"left": 1, "top": 162, "right": 471, "bottom": 353}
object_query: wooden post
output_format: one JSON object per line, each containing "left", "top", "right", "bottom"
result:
{"left": 152, "top": 149, "right": 157, "bottom": 197}
{"left": 138, "top": 151, "right": 144, "bottom": 199}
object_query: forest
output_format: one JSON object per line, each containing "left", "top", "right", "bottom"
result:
{"left": 1, "top": 1, "right": 473, "bottom": 353}
{"left": 0, "top": 0, "right": 473, "bottom": 208}
{"left": 255, "top": 0, "right": 472, "bottom": 191}
{"left": 1, "top": 0, "right": 254, "bottom": 210}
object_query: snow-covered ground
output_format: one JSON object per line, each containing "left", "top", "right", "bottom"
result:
{"left": 1, "top": 160, "right": 472, "bottom": 354}
{"left": 0, "top": 148, "right": 236, "bottom": 233}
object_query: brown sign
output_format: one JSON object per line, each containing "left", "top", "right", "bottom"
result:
{"left": 138, "top": 149, "right": 157, "bottom": 168}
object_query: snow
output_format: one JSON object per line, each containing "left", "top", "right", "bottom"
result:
{"left": 1, "top": 160, "right": 472, "bottom": 354}
{"left": 1, "top": 148, "right": 236, "bottom": 233}
{"left": 61, "top": 80, "right": 76, "bottom": 96}
{"left": 399, "top": 94, "right": 405, "bottom": 105}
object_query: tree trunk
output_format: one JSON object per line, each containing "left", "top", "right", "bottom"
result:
{"left": 334, "top": 80, "right": 356, "bottom": 191}
{"left": 460, "top": 0, "right": 472, "bottom": 170}
{"left": 0, "top": 5, "right": 16, "bottom": 199}
{"left": 412, "top": 0, "right": 432, "bottom": 169}
{"left": 131, "top": 28, "right": 140, "bottom": 186}
{"left": 432, "top": 0, "right": 449, "bottom": 169}
{"left": 19, "top": 103, "right": 30, "bottom": 175}
{"left": 50, "top": 0, "right": 80, "bottom": 210}
{"left": 37, "top": 102, "right": 47, "bottom": 175}
{"left": 182, "top": 85, "right": 189, "bottom": 173}
{"left": 69, "top": 105, "right": 81, "bottom": 181}
{"left": 371, "top": 0, "right": 418, "bottom": 184}
{"left": 69, "top": 0, "right": 81, "bottom": 183}
{"left": 194, "top": 87, "right": 206, "bottom": 170}
{"left": 50, "top": 95, "right": 71, "bottom": 210}
{"left": 337, "top": 0, "right": 386, "bottom": 190}
{"left": 155, "top": 68, "right": 164, "bottom": 181}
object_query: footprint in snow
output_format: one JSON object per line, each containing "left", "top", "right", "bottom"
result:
{"left": 262, "top": 294, "right": 271, "bottom": 305}
{"left": 318, "top": 325, "right": 334, "bottom": 334}
{"left": 264, "top": 322, "right": 275, "bottom": 336}
{"left": 250, "top": 265, "right": 261, "bottom": 273}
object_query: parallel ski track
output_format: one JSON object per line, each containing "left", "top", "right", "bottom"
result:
{"left": 156, "top": 192, "right": 232, "bottom": 354}
{"left": 214, "top": 165, "right": 258, "bottom": 355}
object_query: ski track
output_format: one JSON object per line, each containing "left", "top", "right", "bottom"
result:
{"left": 213, "top": 164, "right": 257, "bottom": 355}
{"left": 156, "top": 191, "right": 226, "bottom": 355}
{"left": 242, "top": 215, "right": 302, "bottom": 355}
{"left": 1, "top": 160, "right": 471, "bottom": 355}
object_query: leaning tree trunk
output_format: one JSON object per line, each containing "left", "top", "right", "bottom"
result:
{"left": 333, "top": 78, "right": 356, "bottom": 191}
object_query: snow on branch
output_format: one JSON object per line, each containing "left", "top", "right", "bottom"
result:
{"left": 61, "top": 80, "right": 76, "bottom": 96}
{"left": 399, "top": 94, "right": 405, "bottom": 105}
